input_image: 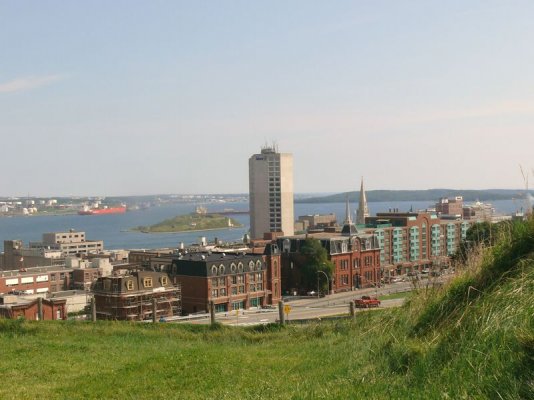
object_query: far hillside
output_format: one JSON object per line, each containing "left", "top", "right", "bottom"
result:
{"left": 296, "top": 188, "right": 532, "bottom": 203}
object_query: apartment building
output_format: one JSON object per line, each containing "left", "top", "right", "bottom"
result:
{"left": 249, "top": 145, "right": 294, "bottom": 239}
{"left": 365, "top": 211, "right": 471, "bottom": 277}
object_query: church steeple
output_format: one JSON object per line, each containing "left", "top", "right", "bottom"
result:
{"left": 356, "top": 177, "right": 369, "bottom": 225}
{"left": 341, "top": 194, "right": 358, "bottom": 236}
{"left": 344, "top": 194, "right": 352, "bottom": 225}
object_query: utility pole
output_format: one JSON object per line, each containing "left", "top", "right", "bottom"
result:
{"left": 91, "top": 296, "right": 97, "bottom": 322}
{"left": 209, "top": 301, "right": 216, "bottom": 325}
{"left": 278, "top": 301, "right": 285, "bottom": 325}
{"left": 37, "top": 297, "right": 43, "bottom": 321}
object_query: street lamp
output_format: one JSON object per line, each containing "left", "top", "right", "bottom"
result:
{"left": 316, "top": 270, "right": 330, "bottom": 297}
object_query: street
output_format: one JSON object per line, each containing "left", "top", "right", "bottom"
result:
{"left": 171, "top": 278, "right": 448, "bottom": 326}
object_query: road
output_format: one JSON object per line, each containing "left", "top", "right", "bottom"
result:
{"left": 171, "top": 278, "right": 448, "bottom": 327}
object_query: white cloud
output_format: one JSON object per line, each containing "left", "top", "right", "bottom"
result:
{"left": 0, "top": 75, "right": 63, "bottom": 93}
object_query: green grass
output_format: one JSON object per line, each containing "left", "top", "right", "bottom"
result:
{"left": 2, "top": 219, "right": 534, "bottom": 399}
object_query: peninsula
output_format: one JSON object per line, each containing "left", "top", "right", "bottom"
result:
{"left": 132, "top": 213, "right": 243, "bottom": 233}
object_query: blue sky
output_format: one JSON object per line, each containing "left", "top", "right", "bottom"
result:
{"left": 1, "top": 1, "right": 534, "bottom": 196}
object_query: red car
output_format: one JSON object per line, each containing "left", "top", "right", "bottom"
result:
{"left": 354, "top": 296, "right": 381, "bottom": 308}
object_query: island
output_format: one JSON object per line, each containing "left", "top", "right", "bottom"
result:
{"left": 132, "top": 213, "right": 243, "bottom": 233}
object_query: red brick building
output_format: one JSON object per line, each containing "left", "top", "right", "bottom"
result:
{"left": 165, "top": 244, "right": 281, "bottom": 314}
{"left": 365, "top": 211, "right": 471, "bottom": 278}
{"left": 0, "top": 266, "right": 73, "bottom": 295}
{"left": 0, "top": 295, "right": 67, "bottom": 320}
{"left": 277, "top": 230, "right": 381, "bottom": 295}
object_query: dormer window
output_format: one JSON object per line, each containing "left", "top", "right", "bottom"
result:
{"left": 126, "top": 280, "right": 134, "bottom": 290}
{"left": 143, "top": 277, "right": 153, "bottom": 288}
{"left": 160, "top": 276, "right": 168, "bottom": 286}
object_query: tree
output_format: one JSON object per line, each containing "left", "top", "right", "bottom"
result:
{"left": 298, "top": 238, "right": 334, "bottom": 292}
{"left": 453, "top": 221, "right": 509, "bottom": 263}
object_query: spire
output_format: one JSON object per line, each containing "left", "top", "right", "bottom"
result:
{"left": 344, "top": 194, "right": 352, "bottom": 225}
{"left": 356, "top": 177, "right": 369, "bottom": 225}
{"left": 341, "top": 194, "right": 358, "bottom": 236}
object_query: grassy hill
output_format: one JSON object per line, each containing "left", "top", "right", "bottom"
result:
{"left": 132, "top": 213, "right": 242, "bottom": 233}
{"left": 1, "top": 219, "right": 533, "bottom": 399}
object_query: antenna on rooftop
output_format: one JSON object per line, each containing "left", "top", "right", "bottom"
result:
{"left": 520, "top": 165, "right": 532, "bottom": 216}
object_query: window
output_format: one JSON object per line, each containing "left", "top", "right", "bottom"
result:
{"left": 126, "top": 280, "right": 134, "bottom": 290}
{"left": 231, "top": 276, "right": 237, "bottom": 285}
{"left": 274, "top": 260, "right": 278, "bottom": 277}
{"left": 211, "top": 289, "right": 218, "bottom": 298}
{"left": 143, "top": 277, "right": 153, "bottom": 288}
{"left": 212, "top": 278, "right": 218, "bottom": 287}
{"left": 219, "top": 264, "right": 225, "bottom": 275}
{"left": 231, "top": 287, "right": 237, "bottom": 295}
{"left": 161, "top": 276, "right": 168, "bottom": 286}
{"left": 220, "top": 288, "right": 226, "bottom": 296}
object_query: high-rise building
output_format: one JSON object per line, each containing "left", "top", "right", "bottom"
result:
{"left": 249, "top": 145, "right": 294, "bottom": 239}
{"left": 356, "top": 177, "right": 369, "bottom": 225}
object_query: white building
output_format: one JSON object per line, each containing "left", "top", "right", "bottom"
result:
{"left": 248, "top": 145, "right": 294, "bottom": 239}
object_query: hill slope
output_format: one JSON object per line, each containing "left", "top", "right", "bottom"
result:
{"left": 1, "top": 219, "right": 533, "bottom": 399}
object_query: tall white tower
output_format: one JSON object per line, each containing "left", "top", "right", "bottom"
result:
{"left": 356, "top": 177, "right": 369, "bottom": 225}
{"left": 249, "top": 145, "right": 294, "bottom": 239}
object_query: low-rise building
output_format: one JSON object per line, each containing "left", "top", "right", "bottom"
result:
{"left": 29, "top": 230, "right": 103, "bottom": 256}
{"left": 0, "top": 295, "right": 67, "bottom": 320}
{"left": 166, "top": 246, "right": 281, "bottom": 314}
{"left": 2, "top": 239, "right": 64, "bottom": 270}
{"left": 277, "top": 232, "right": 381, "bottom": 294}
{"left": 0, "top": 265, "right": 73, "bottom": 295}
{"left": 92, "top": 271, "right": 181, "bottom": 321}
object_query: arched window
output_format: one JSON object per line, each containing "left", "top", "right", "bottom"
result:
{"left": 219, "top": 264, "right": 225, "bottom": 275}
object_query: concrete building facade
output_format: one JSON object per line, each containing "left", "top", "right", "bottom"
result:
{"left": 249, "top": 145, "right": 294, "bottom": 239}
{"left": 29, "top": 230, "right": 103, "bottom": 256}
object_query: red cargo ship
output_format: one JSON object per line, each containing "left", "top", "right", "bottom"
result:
{"left": 78, "top": 206, "right": 127, "bottom": 215}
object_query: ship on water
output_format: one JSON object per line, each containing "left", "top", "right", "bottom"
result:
{"left": 78, "top": 205, "right": 126, "bottom": 215}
